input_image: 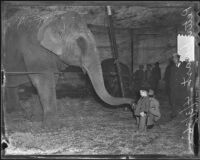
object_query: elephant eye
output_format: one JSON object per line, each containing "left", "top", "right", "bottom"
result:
{"left": 56, "top": 30, "right": 63, "bottom": 39}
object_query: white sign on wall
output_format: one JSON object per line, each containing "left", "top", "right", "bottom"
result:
{"left": 177, "top": 34, "right": 195, "bottom": 61}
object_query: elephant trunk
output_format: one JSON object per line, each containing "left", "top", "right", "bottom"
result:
{"left": 76, "top": 35, "right": 134, "bottom": 106}
{"left": 83, "top": 57, "right": 134, "bottom": 106}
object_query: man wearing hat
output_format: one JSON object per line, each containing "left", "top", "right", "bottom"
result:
{"left": 151, "top": 62, "right": 161, "bottom": 94}
{"left": 134, "top": 65, "right": 145, "bottom": 90}
{"left": 169, "top": 53, "right": 188, "bottom": 118}
{"left": 146, "top": 89, "right": 161, "bottom": 129}
{"left": 163, "top": 58, "right": 175, "bottom": 105}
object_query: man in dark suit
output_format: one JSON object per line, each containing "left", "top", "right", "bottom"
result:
{"left": 169, "top": 53, "right": 188, "bottom": 118}
{"left": 144, "top": 64, "right": 153, "bottom": 88}
{"left": 134, "top": 65, "right": 145, "bottom": 100}
{"left": 163, "top": 59, "right": 175, "bottom": 105}
{"left": 151, "top": 62, "right": 161, "bottom": 94}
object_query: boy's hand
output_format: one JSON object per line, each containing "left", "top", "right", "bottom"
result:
{"left": 131, "top": 103, "right": 136, "bottom": 110}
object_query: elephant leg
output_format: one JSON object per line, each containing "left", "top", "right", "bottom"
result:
{"left": 29, "top": 73, "right": 57, "bottom": 124}
{"left": 5, "top": 87, "right": 22, "bottom": 113}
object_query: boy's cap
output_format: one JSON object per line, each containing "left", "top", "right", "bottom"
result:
{"left": 140, "top": 86, "right": 149, "bottom": 92}
{"left": 148, "top": 89, "right": 154, "bottom": 95}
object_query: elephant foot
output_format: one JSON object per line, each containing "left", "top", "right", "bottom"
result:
{"left": 42, "top": 113, "right": 61, "bottom": 130}
{"left": 6, "top": 105, "right": 24, "bottom": 114}
{"left": 30, "top": 114, "right": 43, "bottom": 122}
{"left": 42, "top": 120, "right": 61, "bottom": 131}
{"left": 30, "top": 109, "right": 43, "bottom": 122}
{"left": 6, "top": 108, "right": 16, "bottom": 114}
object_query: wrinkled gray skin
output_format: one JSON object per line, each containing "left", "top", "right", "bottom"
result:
{"left": 4, "top": 11, "right": 134, "bottom": 124}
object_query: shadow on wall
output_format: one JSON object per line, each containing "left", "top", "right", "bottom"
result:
{"left": 17, "top": 65, "right": 90, "bottom": 99}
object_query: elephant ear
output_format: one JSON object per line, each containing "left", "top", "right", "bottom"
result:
{"left": 39, "top": 27, "right": 63, "bottom": 56}
{"left": 76, "top": 37, "right": 88, "bottom": 56}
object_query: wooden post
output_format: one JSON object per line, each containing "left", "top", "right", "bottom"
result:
{"left": 188, "top": 5, "right": 200, "bottom": 154}
{"left": 193, "top": 4, "right": 200, "bottom": 153}
{"left": 106, "top": 6, "right": 125, "bottom": 98}
{"left": 130, "top": 29, "right": 134, "bottom": 73}
{"left": 194, "top": 4, "right": 200, "bottom": 137}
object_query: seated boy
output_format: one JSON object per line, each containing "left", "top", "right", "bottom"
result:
{"left": 134, "top": 88, "right": 150, "bottom": 132}
{"left": 146, "top": 89, "right": 161, "bottom": 129}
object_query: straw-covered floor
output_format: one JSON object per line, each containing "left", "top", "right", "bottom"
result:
{"left": 4, "top": 85, "right": 191, "bottom": 156}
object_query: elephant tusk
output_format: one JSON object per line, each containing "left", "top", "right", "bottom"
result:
{"left": 81, "top": 67, "right": 87, "bottom": 74}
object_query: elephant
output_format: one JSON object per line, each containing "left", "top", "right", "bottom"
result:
{"left": 3, "top": 11, "right": 135, "bottom": 125}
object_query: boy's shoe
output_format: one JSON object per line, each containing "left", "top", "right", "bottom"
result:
{"left": 147, "top": 124, "right": 154, "bottom": 129}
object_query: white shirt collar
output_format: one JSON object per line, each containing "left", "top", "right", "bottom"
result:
{"left": 177, "top": 62, "right": 181, "bottom": 67}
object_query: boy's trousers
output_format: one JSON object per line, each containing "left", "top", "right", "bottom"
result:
{"left": 136, "top": 115, "right": 147, "bottom": 132}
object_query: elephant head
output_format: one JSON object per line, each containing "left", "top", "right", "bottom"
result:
{"left": 38, "top": 11, "right": 134, "bottom": 106}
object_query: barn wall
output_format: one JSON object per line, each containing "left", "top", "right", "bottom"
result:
{"left": 132, "top": 27, "right": 177, "bottom": 80}
{"left": 90, "top": 26, "right": 177, "bottom": 79}
{"left": 90, "top": 26, "right": 132, "bottom": 68}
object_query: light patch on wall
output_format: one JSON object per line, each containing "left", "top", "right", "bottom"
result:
{"left": 177, "top": 34, "right": 194, "bottom": 61}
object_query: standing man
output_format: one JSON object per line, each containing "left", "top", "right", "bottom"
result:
{"left": 134, "top": 65, "right": 145, "bottom": 100}
{"left": 134, "top": 65, "right": 145, "bottom": 88}
{"left": 169, "top": 53, "right": 188, "bottom": 118}
{"left": 145, "top": 64, "right": 153, "bottom": 88}
{"left": 151, "top": 62, "right": 161, "bottom": 94}
{"left": 163, "top": 59, "right": 175, "bottom": 105}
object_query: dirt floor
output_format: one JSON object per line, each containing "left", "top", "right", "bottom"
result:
{"left": 3, "top": 84, "right": 194, "bottom": 156}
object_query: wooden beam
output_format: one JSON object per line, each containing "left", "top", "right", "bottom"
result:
{"left": 193, "top": 3, "right": 200, "bottom": 135}
{"left": 134, "top": 46, "right": 177, "bottom": 50}
{"left": 130, "top": 29, "right": 134, "bottom": 73}
{"left": 106, "top": 6, "right": 125, "bottom": 98}
{"left": 3, "top": 1, "right": 195, "bottom": 8}
{"left": 88, "top": 24, "right": 181, "bottom": 33}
